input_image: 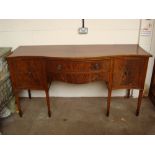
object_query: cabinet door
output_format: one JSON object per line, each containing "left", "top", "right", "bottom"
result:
{"left": 9, "top": 57, "right": 47, "bottom": 89}
{"left": 112, "top": 57, "right": 146, "bottom": 89}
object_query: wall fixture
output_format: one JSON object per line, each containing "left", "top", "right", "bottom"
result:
{"left": 78, "top": 19, "right": 88, "bottom": 34}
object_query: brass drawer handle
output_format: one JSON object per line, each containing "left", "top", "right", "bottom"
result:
{"left": 92, "top": 63, "right": 100, "bottom": 70}
{"left": 57, "top": 64, "right": 62, "bottom": 71}
{"left": 28, "top": 71, "right": 32, "bottom": 76}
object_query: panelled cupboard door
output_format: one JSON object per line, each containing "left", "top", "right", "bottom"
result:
{"left": 112, "top": 57, "right": 146, "bottom": 89}
{"left": 9, "top": 57, "right": 47, "bottom": 89}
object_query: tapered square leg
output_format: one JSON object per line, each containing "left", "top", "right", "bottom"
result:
{"left": 15, "top": 91, "right": 23, "bottom": 117}
{"left": 28, "top": 89, "right": 31, "bottom": 99}
{"left": 136, "top": 89, "right": 143, "bottom": 116}
{"left": 45, "top": 90, "right": 51, "bottom": 117}
{"left": 126, "top": 89, "right": 130, "bottom": 98}
{"left": 106, "top": 88, "right": 112, "bottom": 117}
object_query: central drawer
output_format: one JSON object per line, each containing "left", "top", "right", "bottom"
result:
{"left": 47, "top": 59, "right": 111, "bottom": 84}
{"left": 47, "top": 59, "right": 110, "bottom": 73}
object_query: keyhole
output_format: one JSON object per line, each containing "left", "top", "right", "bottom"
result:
{"left": 124, "top": 71, "right": 127, "bottom": 76}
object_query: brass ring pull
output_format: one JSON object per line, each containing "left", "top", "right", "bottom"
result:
{"left": 57, "top": 64, "right": 62, "bottom": 71}
{"left": 28, "top": 71, "right": 32, "bottom": 75}
{"left": 93, "top": 63, "right": 100, "bottom": 70}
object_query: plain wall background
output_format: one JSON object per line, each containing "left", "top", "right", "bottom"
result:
{"left": 0, "top": 19, "right": 154, "bottom": 97}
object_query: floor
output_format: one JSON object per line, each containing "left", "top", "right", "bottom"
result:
{"left": 0, "top": 97, "right": 155, "bottom": 135}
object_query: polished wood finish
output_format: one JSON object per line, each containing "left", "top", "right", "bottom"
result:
{"left": 47, "top": 59, "right": 110, "bottom": 84}
{"left": 112, "top": 57, "right": 147, "bottom": 89}
{"left": 10, "top": 57, "right": 48, "bottom": 89}
{"left": 149, "top": 60, "right": 155, "bottom": 104}
{"left": 10, "top": 44, "right": 150, "bottom": 58}
{"left": 7, "top": 44, "right": 151, "bottom": 117}
{"left": 7, "top": 57, "right": 51, "bottom": 117}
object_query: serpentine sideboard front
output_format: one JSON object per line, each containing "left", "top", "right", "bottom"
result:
{"left": 7, "top": 45, "right": 152, "bottom": 117}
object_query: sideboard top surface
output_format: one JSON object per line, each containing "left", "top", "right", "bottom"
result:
{"left": 9, "top": 44, "right": 152, "bottom": 59}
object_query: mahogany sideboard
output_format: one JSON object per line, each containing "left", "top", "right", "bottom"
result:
{"left": 7, "top": 44, "right": 152, "bottom": 117}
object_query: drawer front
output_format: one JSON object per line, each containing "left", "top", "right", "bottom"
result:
{"left": 51, "top": 72, "right": 109, "bottom": 84}
{"left": 112, "top": 57, "right": 146, "bottom": 88}
{"left": 9, "top": 58, "right": 46, "bottom": 89}
{"left": 47, "top": 59, "right": 110, "bottom": 84}
{"left": 48, "top": 60, "right": 110, "bottom": 73}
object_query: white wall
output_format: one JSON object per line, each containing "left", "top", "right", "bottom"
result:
{"left": 0, "top": 19, "right": 154, "bottom": 97}
{"left": 0, "top": 19, "right": 139, "bottom": 47}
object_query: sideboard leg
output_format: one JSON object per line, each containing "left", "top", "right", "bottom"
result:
{"left": 136, "top": 89, "right": 143, "bottom": 116}
{"left": 126, "top": 89, "right": 130, "bottom": 98}
{"left": 15, "top": 92, "right": 23, "bottom": 117}
{"left": 28, "top": 89, "right": 31, "bottom": 99}
{"left": 45, "top": 90, "right": 51, "bottom": 117}
{"left": 106, "top": 88, "right": 112, "bottom": 117}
